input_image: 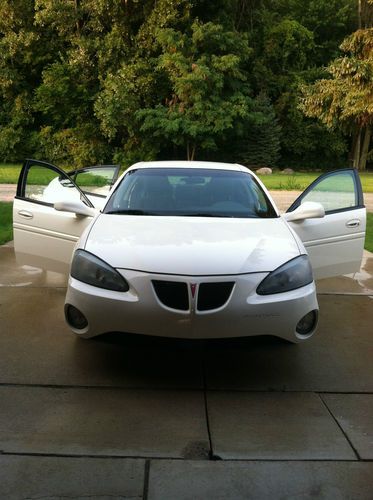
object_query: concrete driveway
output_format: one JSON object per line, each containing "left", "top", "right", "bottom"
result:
{"left": 0, "top": 242, "right": 373, "bottom": 499}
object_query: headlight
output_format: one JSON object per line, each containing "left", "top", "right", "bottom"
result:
{"left": 71, "top": 249, "right": 129, "bottom": 292}
{"left": 257, "top": 255, "right": 313, "bottom": 295}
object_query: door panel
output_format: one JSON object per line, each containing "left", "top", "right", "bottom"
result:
{"left": 13, "top": 159, "right": 96, "bottom": 274}
{"left": 288, "top": 208, "right": 366, "bottom": 279}
{"left": 286, "top": 169, "right": 366, "bottom": 279}
{"left": 14, "top": 198, "right": 92, "bottom": 274}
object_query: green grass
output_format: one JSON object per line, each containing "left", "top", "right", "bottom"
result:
{"left": 365, "top": 212, "right": 373, "bottom": 252}
{"left": 0, "top": 202, "right": 13, "bottom": 245}
{"left": 259, "top": 172, "right": 319, "bottom": 191}
{"left": 0, "top": 163, "right": 22, "bottom": 183}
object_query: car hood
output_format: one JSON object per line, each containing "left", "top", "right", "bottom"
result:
{"left": 84, "top": 215, "right": 300, "bottom": 275}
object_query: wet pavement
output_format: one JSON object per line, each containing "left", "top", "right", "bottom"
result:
{"left": 0, "top": 184, "right": 15, "bottom": 202}
{"left": 0, "top": 242, "right": 373, "bottom": 498}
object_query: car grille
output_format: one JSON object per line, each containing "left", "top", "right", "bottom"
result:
{"left": 197, "top": 282, "right": 235, "bottom": 311}
{"left": 152, "top": 280, "right": 235, "bottom": 312}
{"left": 152, "top": 280, "right": 189, "bottom": 311}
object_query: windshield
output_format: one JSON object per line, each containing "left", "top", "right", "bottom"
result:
{"left": 104, "top": 168, "right": 277, "bottom": 218}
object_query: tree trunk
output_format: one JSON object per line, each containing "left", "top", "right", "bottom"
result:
{"left": 190, "top": 143, "right": 196, "bottom": 161}
{"left": 350, "top": 127, "right": 362, "bottom": 169}
{"left": 361, "top": 0, "right": 373, "bottom": 28}
{"left": 75, "top": 0, "right": 80, "bottom": 34}
{"left": 186, "top": 141, "right": 196, "bottom": 160}
{"left": 358, "top": 126, "right": 371, "bottom": 171}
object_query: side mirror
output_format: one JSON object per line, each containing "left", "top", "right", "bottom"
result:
{"left": 54, "top": 200, "right": 97, "bottom": 217}
{"left": 283, "top": 201, "right": 325, "bottom": 223}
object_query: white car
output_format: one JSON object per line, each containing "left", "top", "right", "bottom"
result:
{"left": 13, "top": 159, "right": 366, "bottom": 342}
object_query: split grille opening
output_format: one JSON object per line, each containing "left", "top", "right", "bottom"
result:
{"left": 152, "top": 280, "right": 189, "bottom": 311}
{"left": 152, "top": 280, "right": 235, "bottom": 312}
{"left": 197, "top": 282, "right": 235, "bottom": 311}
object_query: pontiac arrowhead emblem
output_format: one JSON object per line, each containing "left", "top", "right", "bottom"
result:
{"left": 190, "top": 283, "right": 197, "bottom": 298}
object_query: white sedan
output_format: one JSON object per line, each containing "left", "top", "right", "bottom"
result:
{"left": 13, "top": 160, "right": 366, "bottom": 342}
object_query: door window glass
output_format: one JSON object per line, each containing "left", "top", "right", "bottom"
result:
{"left": 73, "top": 167, "right": 118, "bottom": 197}
{"left": 301, "top": 171, "right": 357, "bottom": 212}
{"left": 25, "top": 164, "right": 82, "bottom": 205}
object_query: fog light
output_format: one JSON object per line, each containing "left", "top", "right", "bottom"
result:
{"left": 65, "top": 304, "right": 88, "bottom": 330}
{"left": 296, "top": 310, "right": 317, "bottom": 335}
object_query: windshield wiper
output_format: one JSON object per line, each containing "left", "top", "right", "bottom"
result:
{"left": 105, "top": 209, "right": 158, "bottom": 215}
{"left": 105, "top": 210, "right": 251, "bottom": 218}
{"left": 180, "top": 213, "right": 231, "bottom": 217}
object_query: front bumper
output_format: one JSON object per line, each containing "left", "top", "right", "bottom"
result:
{"left": 64, "top": 269, "right": 319, "bottom": 342}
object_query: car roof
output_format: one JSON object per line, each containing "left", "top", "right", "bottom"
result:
{"left": 128, "top": 160, "right": 253, "bottom": 174}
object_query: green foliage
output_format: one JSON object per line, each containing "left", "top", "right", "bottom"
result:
{"left": 234, "top": 94, "right": 281, "bottom": 167}
{"left": 38, "top": 124, "right": 111, "bottom": 167}
{"left": 301, "top": 29, "right": 373, "bottom": 130}
{"left": 0, "top": 0, "right": 366, "bottom": 169}
{"left": 94, "top": 0, "right": 193, "bottom": 165}
{"left": 259, "top": 0, "right": 356, "bottom": 64}
{"left": 137, "top": 21, "right": 253, "bottom": 160}
{"left": 0, "top": 1, "right": 40, "bottom": 161}
{"left": 278, "top": 89, "right": 348, "bottom": 168}
{"left": 244, "top": 1, "right": 354, "bottom": 168}
{"left": 94, "top": 59, "right": 162, "bottom": 166}
{"left": 300, "top": 27, "right": 373, "bottom": 169}
{"left": 264, "top": 19, "right": 315, "bottom": 72}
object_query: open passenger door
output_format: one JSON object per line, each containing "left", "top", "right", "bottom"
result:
{"left": 284, "top": 169, "right": 366, "bottom": 280}
{"left": 13, "top": 159, "right": 119, "bottom": 274}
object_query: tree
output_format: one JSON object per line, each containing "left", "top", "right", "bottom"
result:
{"left": 234, "top": 94, "right": 281, "bottom": 167}
{"left": 277, "top": 89, "right": 348, "bottom": 169}
{"left": 0, "top": 0, "right": 364, "bottom": 168}
{"left": 243, "top": 5, "right": 349, "bottom": 169}
{"left": 32, "top": 0, "right": 139, "bottom": 166}
{"left": 94, "top": 0, "right": 193, "bottom": 165}
{"left": 0, "top": 0, "right": 49, "bottom": 161}
{"left": 135, "top": 21, "right": 253, "bottom": 161}
{"left": 300, "top": 26, "right": 373, "bottom": 170}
